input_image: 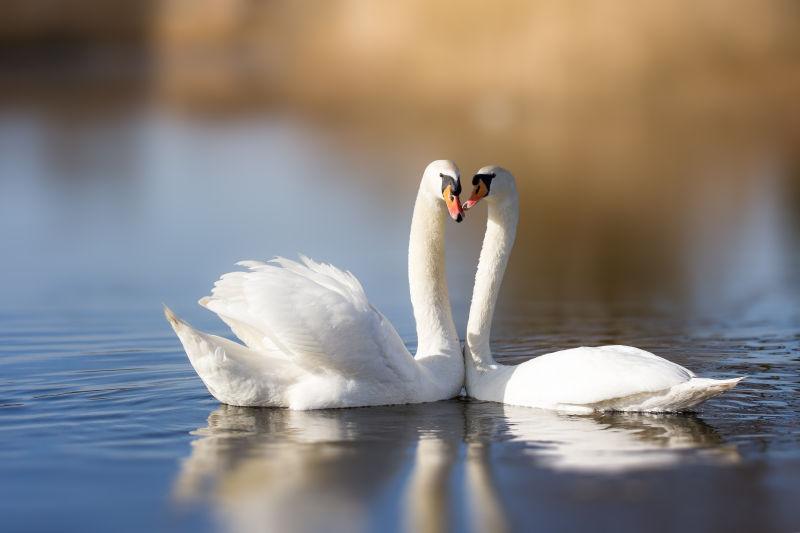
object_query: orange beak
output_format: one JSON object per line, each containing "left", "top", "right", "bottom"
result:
{"left": 443, "top": 185, "right": 464, "bottom": 223}
{"left": 462, "top": 181, "right": 489, "bottom": 210}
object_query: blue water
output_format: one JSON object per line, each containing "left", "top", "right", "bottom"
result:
{"left": 1, "top": 306, "right": 798, "bottom": 533}
{"left": 1, "top": 110, "right": 799, "bottom": 532}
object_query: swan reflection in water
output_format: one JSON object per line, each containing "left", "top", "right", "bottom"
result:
{"left": 173, "top": 400, "right": 738, "bottom": 533}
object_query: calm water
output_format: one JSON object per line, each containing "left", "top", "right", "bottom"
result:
{"left": 1, "top": 109, "right": 799, "bottom": 532}
{"left": 1, "top": 308, "right": 799, "bottom": 533}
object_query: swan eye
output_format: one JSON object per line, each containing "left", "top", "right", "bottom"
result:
{"left": 439, "top": 173, "right": 461, "bottom": 195}
{"left": 463, "top": 172, "right": 496, "bottom": 209}
{"left": 471, "top": 172, "right": 496, "bottom": 193}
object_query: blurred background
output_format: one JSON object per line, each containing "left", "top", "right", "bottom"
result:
{"left": 1, "top": 0, "right": 799, "bottom": 332}
{"left": 2, "top": 4, "right": 800, "bottom": 532}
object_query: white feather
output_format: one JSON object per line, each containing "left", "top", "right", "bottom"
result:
{"left": 464, "top": 167, "right": 743, "bottom": 412}
{"left": 166, "top": 160, "right": 465, "bottom": 409}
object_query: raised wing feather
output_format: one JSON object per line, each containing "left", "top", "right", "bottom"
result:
{"left": 201, "top": 256, "right": 417, "bottom": 384}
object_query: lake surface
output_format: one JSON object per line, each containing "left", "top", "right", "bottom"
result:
{"left": 1, "top": 306, "right": 798, "bottom": 533}
{"left": 1, "top": 108, "right": 799, "bottom": 533}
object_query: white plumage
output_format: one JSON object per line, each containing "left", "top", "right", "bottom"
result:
{"left": 463, "top": 166, "right": 743, "bottom": 412}
{"left": 166, "top": 160, "right": 465, "bottom": 409}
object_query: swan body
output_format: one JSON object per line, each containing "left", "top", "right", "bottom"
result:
{"left": 166, "top": 160, "right": 466, "bottom": 410}
{"left": 463, "top": 166, "right": 743, "bottom": 413}
{"left": 470, "top": 345, "right": 742, "bottom": 413}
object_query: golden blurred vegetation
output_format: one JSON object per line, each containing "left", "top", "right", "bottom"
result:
{"left": 2, "top": 0, "right": 799, "bottom": 311}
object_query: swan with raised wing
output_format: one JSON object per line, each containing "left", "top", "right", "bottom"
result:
{"left": 165, "top": 160, "right": 466, "bottom": 409}
{"left": 461, "top": 166, "right": 743, "bottom": 412}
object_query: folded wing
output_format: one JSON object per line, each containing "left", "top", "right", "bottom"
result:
{"left": 510, "top": 345, "right": 695, "bottom": 406}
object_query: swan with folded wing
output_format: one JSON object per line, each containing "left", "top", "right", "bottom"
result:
{"left": 461, "top": 166, "right": 743, "bottom": 413}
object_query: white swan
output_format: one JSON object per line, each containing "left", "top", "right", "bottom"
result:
{"left": 462, "top": 166, "right": 743, "bottom": 413}
{"left": 165, "top": 160, "right": 466, "bottom": 409}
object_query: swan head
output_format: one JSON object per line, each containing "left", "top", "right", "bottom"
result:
{"left": 423, "top": 159, "right": 464, "bottom": 223}
{"left": 462, "top": 166, "right": 515, "bottom": 210}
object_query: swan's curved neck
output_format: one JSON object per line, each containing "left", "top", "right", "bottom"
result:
{"left": 466, "top": 192, "right": 518, "bottom": 372}
{"left": 408, "top": 188, "right": 460, "bottom": 357}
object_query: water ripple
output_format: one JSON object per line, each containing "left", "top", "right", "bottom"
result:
{"left": 1, "top": 309, "right": 798, "bottom": 532}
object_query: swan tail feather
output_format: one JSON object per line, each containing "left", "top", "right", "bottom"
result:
{"left": 584, "top": 376, "right": 744, "bottom": 413}
{"left": 657, "top": 376, "right": 744, "bottom": 412}
{"left": 164, "top": 305, "right": 298, "bottom": 407}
